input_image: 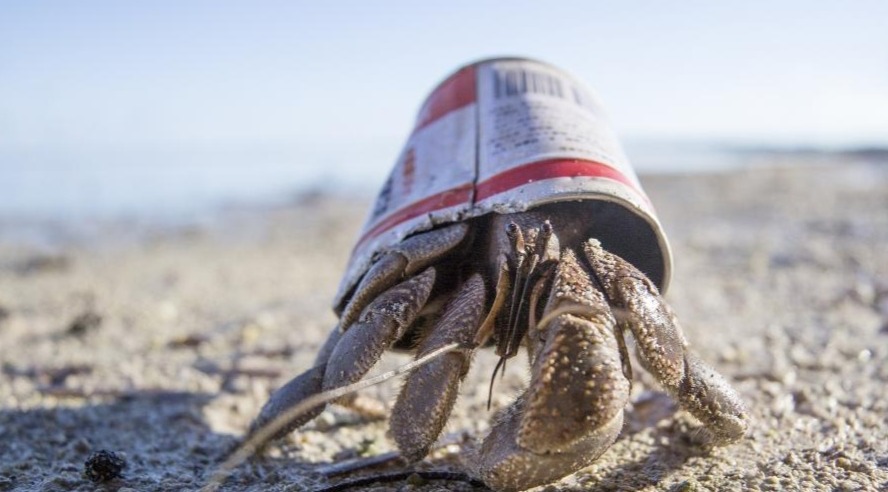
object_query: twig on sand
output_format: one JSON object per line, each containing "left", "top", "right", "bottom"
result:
{"left": 316, "top": 430, "right": 466, "bottom": 477}
{"left": 315, "top": 450, "right": 402, "bottom": 477}
{"left": 312, "top": 471, "right": 488, "bottom": 492}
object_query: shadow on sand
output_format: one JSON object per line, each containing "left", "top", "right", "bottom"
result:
{"left": 0, "top": 390, "right": 319, "bottom": 491}
{"left": 1, "top": 386, "right": 718, "bottom": 492}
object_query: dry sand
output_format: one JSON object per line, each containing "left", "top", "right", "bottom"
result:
{"left": 1, "top": 157, "right": 886, "bottom": 491}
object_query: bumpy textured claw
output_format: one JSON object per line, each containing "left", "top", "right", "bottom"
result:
{"left": 470, "top": 250, "right": 631, "bottom": 491}
{"left": 470, "top": 397, "right": 624, "bottom": 492}
{"left": 520, "top": 250, "right": 629, "bottom": 452}
{"left": 584, "top": 238, "right": 749, "bottom": 443}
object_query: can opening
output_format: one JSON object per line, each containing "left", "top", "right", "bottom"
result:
{"left": 502, "top": 200, "right": 668, "bottom": 292}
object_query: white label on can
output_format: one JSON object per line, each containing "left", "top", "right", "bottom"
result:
{"left": 336, "top": 59, "right": 660, "bottom": 307}
{"left": 477, "top": 60, "right": 640, "bottom": 194}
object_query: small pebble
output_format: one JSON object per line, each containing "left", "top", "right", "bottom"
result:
{"left": 83, "top": 450, "right": 126, "bottom": 483}
{"left": 856, "top": 350, "right": 872, "bottom": 363}
{"left": 406, "top": 472, "right": 427, "bottom": 487}
{"left": 838, "top": 479, "right": 859, "bottom": 491}
{"left": 67, "top": 311, "right": 103, "bottom": 336}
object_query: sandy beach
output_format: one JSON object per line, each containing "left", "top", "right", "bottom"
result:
{"left": 1, "top": 156, "right": 886, "bottom": 491}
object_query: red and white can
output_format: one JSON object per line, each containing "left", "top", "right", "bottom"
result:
{"left": 335, "top": 57, "right": 673, "bottom": 308}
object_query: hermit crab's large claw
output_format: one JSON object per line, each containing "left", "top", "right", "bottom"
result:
{"left": 468, "top": 250, "right": 631, "bottom": 491}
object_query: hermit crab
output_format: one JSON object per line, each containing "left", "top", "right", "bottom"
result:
{"left": 242, "top": 58, "right": 748, "bottom": 491}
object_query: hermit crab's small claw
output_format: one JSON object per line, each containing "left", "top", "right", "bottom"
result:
{"left": 469, "top": 250, "right": 630, "bottom": 491}
{"left": 582, "top": 239, "right": 686, "bottom": 386}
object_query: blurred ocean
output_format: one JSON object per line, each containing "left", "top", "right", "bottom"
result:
{"left": 0, "top": 143, "right": 388, "bottom": 223}
{"left": 0, "top": 140, "right": 883, "bottom": 224}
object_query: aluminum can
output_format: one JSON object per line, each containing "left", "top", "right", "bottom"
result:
{"left": 334, "top": 57, "right": 672, "bottom": 308}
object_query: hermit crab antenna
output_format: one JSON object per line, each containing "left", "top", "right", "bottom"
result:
{"left": 487, "top": 356, "right": 507, "bottom": 411}
{"left": 503, "top": 223, "right": 527, "bottom": 357}
{"left": 490, "top": 221, "right": 560, "bottom": 411}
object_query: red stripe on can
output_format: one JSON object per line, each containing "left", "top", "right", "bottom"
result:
{"left": 355, "top": 183, "right": 474, "bottom": 250}
{"left": 356, "top": 158, "right": 647, "bottom": 249}
{"left": 413, "top": 65, "right": 477, "bottom": 132}
{"left": 475, "top": 158, "right": 643, "bottom": 201}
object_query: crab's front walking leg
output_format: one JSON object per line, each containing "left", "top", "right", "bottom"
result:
{"left": 248, "top": 267, "right": 437, "bottom": 442}
{"left": 338, "top": 223, "right": 468, "bottom": 329}
{"left": 390, "top": 274, "right": 487, "bottom": 461}
{"left": 471, "top": 250, "right": 630, "bottom": 492}
{"left": 258, "top": 224, "right": 467, "bottom": 433}
{"left": 323, "top": 267, "right": 437, "bottom": 393}
{"left": 250, "top": 326, "right": 342, "bottom": 440}
{"left": 584, "top": 239, "right": 749, "bottom": 443}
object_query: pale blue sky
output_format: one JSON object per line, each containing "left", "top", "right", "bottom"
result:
{"left": 1, "top": 1, "right": 887, "bottom": 218}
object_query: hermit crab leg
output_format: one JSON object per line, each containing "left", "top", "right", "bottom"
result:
{"left": 470, "top": 250, "right": 630, "bottom": 492}
{"left": 474, "top": 260, "right": 510, "bottom": 348}
{"left": 583, "top": 239, "right": 749, "bottom": 443}
{"left": 249, "top": 327, "right": 342, "bottom": 440}
{"left": 339, "top": 223, "right": 468, "bottom": 329}
{"left": 250, "top": 267, "right": 437, "bottom": 443}
{"left": 390, "top": 274, "right": 487, "bottom": 461}
{"left": 323, "top": 267, "right": 437, "bottom": 396}
{"left": 247, "top": 225, "right": 466, "bottom": 453}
